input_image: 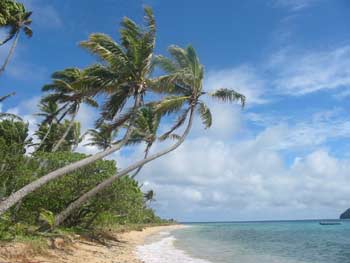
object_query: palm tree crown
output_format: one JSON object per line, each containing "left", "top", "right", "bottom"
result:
{"left": 80, "top": 7, "right": 156, "bottom": 130}
{"left": 0, "top": 0, "right": 32, "bottom": 45}
{"left": 35, "top": 100, "right": 60, "bottom": 125}
{"left": 85, "top": 124, "right": 118, "bottom": 151}
{"left": 42, "top": 68, "right": 99, "bottom": 152}
{"left": 42, "top": 68, "right": 99, "bottom": 113}
{"left": 128, "top": 106, "right": 160, "bottom": 149}
{"left": 152, "top": 45, "right": 246, "bottom": 138}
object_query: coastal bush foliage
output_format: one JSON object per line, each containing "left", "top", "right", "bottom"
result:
{"left": 0, "top": 123, "right": 163, "bottom": 234}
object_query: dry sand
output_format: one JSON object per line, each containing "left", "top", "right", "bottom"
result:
{"left": 0, "top": 225, "right": 185, "bottom": 263}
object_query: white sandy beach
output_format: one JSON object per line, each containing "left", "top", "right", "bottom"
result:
{"left": 0, "top": 225, "right": 187, "bottom": 263}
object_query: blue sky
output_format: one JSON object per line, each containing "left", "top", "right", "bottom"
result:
{"left": 1, "top": 0, "right": 350, "bottom": 222}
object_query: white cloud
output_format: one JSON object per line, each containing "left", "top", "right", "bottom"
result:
{"left": 112, "top": 107, "right": 350, "bottom": 221}
{"left": 270, "top": 46, "right": 350, "bottom": 95}
{"left": 272, "top": 0, "right": 320, "bottom": 11}
{"left": 190, "top": 104, "right": 243, "bottom": 140}
{"left": 132, "top": 131, "right": 350, "bottom": 221}
{"left": 76, "top": 104, "right": 98, "bottom": 133}
{"left": 247, "top": 108, "right": 350, "bottom": 151}
{"left": 333, "top": 89, "right": 350, "bottom": 100}
{"left": 205, "top": 66, "right": 267, "bottom": 105}
{"left": 201, "top": 45, "right": 350, "bottom": 100}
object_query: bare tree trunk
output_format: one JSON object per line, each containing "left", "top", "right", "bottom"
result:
{"left": 54, "top": 107, "right": 194, "bottom": 226}
{"left": 52, "top": 109, "right": 78, "bottom": 152}
{"left": 0, "top": 94, "right": 143, "bottom": 216}
{"left": 0, "top": 31, "right": 19, "bottom": 76}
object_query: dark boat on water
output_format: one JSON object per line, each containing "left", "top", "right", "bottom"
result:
{"left": 319, "top": 222, "right": 341, "bottom": 225}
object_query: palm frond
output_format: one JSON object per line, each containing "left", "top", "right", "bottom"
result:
{"left": 197, "top": 102, "right": 212, "bottom": 129}
{"left": 51, "top": 68, "right": 82, "bottom": 83}
{"left": 0, "top": 112, "right": 23, "bottom": 121}
{"left": 168, "top": 134, "right": 181, "bottom": 140}
{"left": 80, "top": 64, "right": 119, "bottom": 93}
{"left": 84, "top": 124, "right": 118, "bottom": 150}
{"left": 0, "top": 92, "right": 15, "bottom": 103}
{"left": 168, "top": 45, "right": 190, "bottom": 68}
{"left": 186, "top": 45, "right": 200, "bottom": 74}
{"left": 100, "top": 86, "right": 131, "bottom": 121}
{"left": 152, "top": 55, "right": 178, "bottom": 73}
{"left": 154, "top": 96, "right": 190, "bottom": 116}
{"left": 83, "top": 97, "right": 99, "bottom": 108}
{"left": 143, "top": 6, "right": 156, "bottom": 36}
{"left": 80, "top": 33, "right": 127, "bottom": 67}
{"left": 107, "top": 107, "right": 136, "bottom": 132}
{"left": 23, "top": 25, "right": 32, "bottom": 37}
{"left": 159, "top": 108, "right": 189, "bottom": 141}
{"left": 209, "top": 88, "right": 246, "bottom": 107}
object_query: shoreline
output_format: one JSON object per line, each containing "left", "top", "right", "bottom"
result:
{"left": 119, "top": 224, "right": 187, "bottom": 262}
{"left": 0, "top": 224, "right": 186, "bottom": 263}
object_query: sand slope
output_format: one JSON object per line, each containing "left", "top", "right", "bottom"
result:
{"left": 0, "top": 225, "right": 185, "bottom": 263}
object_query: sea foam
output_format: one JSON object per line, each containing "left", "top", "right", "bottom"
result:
{"left": 136, "top": 232, "right": 211, "bottom": 263}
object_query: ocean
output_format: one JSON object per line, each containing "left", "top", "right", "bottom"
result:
{"left": 136, "top": 220, "right": 350, "bottom": 263}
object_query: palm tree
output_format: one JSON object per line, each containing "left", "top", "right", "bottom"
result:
{"left": 53, "top": 45, "right": 245, "bottom": 226}
{"left": 84, "top": 124, "right": 118, "bottom": 150}
{"left": 144, "top": 190, "right": 155, "bottom": 204}
{"left": 34, "top": 100, "right": 63, "bottom": 152}
{"left": 36, "top": 119, "right": 81, "bottom": 153}
{"left": 0, "top": 0, "right": 32, "bottom": 75}
{"left": 0, "top": 7, "right": 157, "bottom": 216}
{"left": 42, "top": 68, "right": 98, "bottom": 152}
{"left": 127, "top": 105, "right": 161, "bottom": 178}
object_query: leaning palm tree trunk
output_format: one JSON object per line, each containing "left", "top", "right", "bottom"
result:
{"left": 0, "top": 95, "right": 142, "bottom": 216}
{"left": 0, "top": 31, "right": 19, "bottom": 76}
{"left": 34, "top": 122, "right": 53, "bottom": 153}
{"left": 130, "top": 144, "right": 151, "bottom": 179}
{"left": 54, "top": 107, "right": 195, "bottom": 226}
{"left": 52, "top": 109, "right": 78, "bottom": 152}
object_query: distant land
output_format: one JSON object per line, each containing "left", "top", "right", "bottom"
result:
{"left": 340, "top": 208, "right": 350, "bottom": 219}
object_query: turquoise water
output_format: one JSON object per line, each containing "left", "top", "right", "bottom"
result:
{"left": 172, "top": 221, "right": 350, "bottom": 263}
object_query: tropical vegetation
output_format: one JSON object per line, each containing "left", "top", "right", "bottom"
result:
{"left": 0, "top": 0, "right": 245, "bottom": 242}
